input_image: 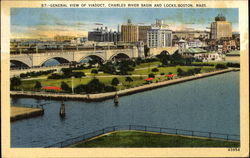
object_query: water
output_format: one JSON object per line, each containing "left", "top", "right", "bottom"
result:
{"left": 11, "top": 72, "right": 240, "bottom": 147}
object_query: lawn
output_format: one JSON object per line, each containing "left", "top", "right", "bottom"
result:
{"left": 17, "top": 65, "right": 216, "bottom": 92}
{"left": 71, "top": 131, "right": 240, "bottom": 147}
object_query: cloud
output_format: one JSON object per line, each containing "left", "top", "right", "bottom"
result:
{"left": 11, "top": 24, "right": 88, "bottom": 39}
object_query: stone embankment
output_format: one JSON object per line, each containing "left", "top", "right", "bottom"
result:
{"left": 11, "top": 106, "right": 44, "bottom": 121}
{"left": 10, "top": 68, "right": 239, "bottom": 102}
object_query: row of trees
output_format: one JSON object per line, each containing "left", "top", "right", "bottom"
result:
{"left": 48, "top": 68, "right": 85, "bottom": 79}
{"left": 19, "top": 69, "right": 56, "bottom": 78}
{"left": 61, "top": 78, "right": 117, "bottom": 94}
{"left": 156, "top": 52, "right": 191, "bottom": 66}
{"left": 177, "top": 68, "right": 201, "bottom": 77}
{"left": 98, "top": 60, "right": 135, "bottom": 75}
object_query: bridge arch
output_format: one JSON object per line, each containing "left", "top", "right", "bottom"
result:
{"left": 10, "top": 60, "right": 31, "bottom": 68}
{"left": 40, "top": 57, "right": 70, "bottom": 66}
{"left": 109, "top": 53, "right": 130, "bottom": 61}
{"left": 160, "top": 50, "right": 170, "bottom": 55}
{"left": 79, "top": 55, "right": 105, "bottom": 63}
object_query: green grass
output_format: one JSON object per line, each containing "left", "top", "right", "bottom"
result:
{"left": 17, "top": 65, "right": 216, "bottom": 92}
{"left": 226, "top": 50, "right": 240, "bottom": 55}
{"left": 134, "top": 61, "right": 161, "bottom": 69}
{"left": 71, "top": 131, "right": 240, "bottom": 147}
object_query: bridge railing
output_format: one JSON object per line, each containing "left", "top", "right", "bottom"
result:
{"left": 46, "top": 125, "right": 240, "bottom": 148}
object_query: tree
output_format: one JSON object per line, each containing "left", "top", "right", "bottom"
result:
{"left": 104, "top": 85, "right": 117, "bottom": 92}
{"left": 177, "top": 68, "right": 184, "bottom": 76}
{"left": 10, "top": 77, "right": 21, "bottom": 90}
{"left": 48, "top": 73, "right": 62, "bottom": 79}
{"left": 91, "top": 69, "right": 98, "bottom": 74}
{"left": 61, "top": 81, "right": 71, "bottom": 92}
{"left": 125, "top": 77, "right": 133, "bottom": 83}
{"left": 111, "top": 77, "right": 120, "bottom": 86}
{"left": 216, "top": 64, "right": 228, "bottom": 69}
{"left": 151, "top": 68, "right": 159, "bottom": 72}
{"left": 170, "top": 52, "right": 184, "bottom": 65}
{"left": 85, "top": 78, "right": 105, "bottom": 93}
{"left": 148, "top": 73, "right": 155, "bottom": 78}
{"left": 34, "top": 81, "right": 42, "bottom": 90}
{"left": 74, "top": 84, "right": 86, "bottom": 94}
{"left": 72, "top": 72, "right": 85, "bottom": 78}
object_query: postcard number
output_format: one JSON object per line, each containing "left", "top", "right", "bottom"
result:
{"left": 228, "top": 148, "right": 240, "bottom": 151}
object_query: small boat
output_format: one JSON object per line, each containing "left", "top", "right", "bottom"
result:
{"left": 114, "top": 93, "right": 119, "bottom": 105}
{"left": 59, "top": 101, "right": 65, "bottom": 118}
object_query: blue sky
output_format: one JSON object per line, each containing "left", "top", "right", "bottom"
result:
{"left": 11, "top": 8, "right": 239, "bottom": 39}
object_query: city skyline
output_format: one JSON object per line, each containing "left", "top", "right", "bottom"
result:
{"left": 11, "top": 8, "right": 239, "bottom": 39}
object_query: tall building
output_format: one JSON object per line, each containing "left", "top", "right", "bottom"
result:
{"left": 210, "top": 14, "right": 232, "bottom": 39}
{"left": 138, "top": 25, "right": 151, "bottom": 44}
{"left": 54, "top": 35, "right": 75, "bottom": 42}
{"left": 147, "top": 19, "right": 172, "bottom": 48}
{"left": 121, "top": 19, "right": 139, "bottom": 42}
{"left": 88, "top": 27, "right": 121, "bottom": 43}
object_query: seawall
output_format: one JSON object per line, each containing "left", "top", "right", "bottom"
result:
{"left": 11, "top": 106, "right": 44, "bottom": 121}
{"left": 10, "top": 68, "right": 239, "bottom": 102}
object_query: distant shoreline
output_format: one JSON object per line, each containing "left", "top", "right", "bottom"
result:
{"left": 10, "top": 68, "right": 239, "bottom": 102}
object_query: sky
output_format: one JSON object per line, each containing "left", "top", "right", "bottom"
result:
{"left": 11, "top": 8, "right": 239, "bottom": 39}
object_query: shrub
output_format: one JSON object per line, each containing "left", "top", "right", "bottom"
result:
{"left": 85, "top": 78, "right": 105, "bottom": 94}
{"left": 48, "top": 73, "right": 62, "bottom": 79}
{"left": 61, "top": 81, "right": 71, "bottom": 92}
{"left": 111, "top": 77, "right": 120, "bottom": 86}
{"left": 160, "top": 72, "right": 165, "bottom": 76}
{"left": 104, "top": 86, "right": 117, "bottom": 92}
{"left": 125, "top": 77, "right": 133, "bottom": 83}
{"left": 148, "top": 73, "right": 155, "bottom": 78}
{"left": 10, "top": 77, "right": 21, "bottom": 90}
{"left": 177, "top": 68, "right": 183, "bottom": 76}
{"left": 226, "top": 62, "right": 240, "bottom": 68}
{"left": 72, "top": 72, "right": 85, "bottom": 78}
{"left": 151, "top": 68, "right": 159, "bottom": 72}
{"left": 74, "top": 84, "right": 86, "bottom": 94}
{"left": 193, "top": 68, "right": 201, "bottom": 74}
{"left": 34, "top": 81, "right": 42, "bottom": 89}
{"left": 215, "top": 64, "right": 228, "bottom": 69}
{"left": 91, "top": 69, "right": 98, "bottom": 74}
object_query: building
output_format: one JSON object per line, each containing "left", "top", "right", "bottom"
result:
{"left": 210, "top": 14, "right": 232, "bottom": 40}
{"left": 177, "top": 39, "right": 188, "bottom": 53}
{"left": 147, "top": 20, "right": 172, "bottom": 48}
{"left": 173, "top": 30, "right": 210, "bottom": 40}
{"left": 187, "top": 39, "right": 208, "bottom": 48}
{"left": 88, "top": 27, "right": 121, "bottom": 43}
{"left": 222, "top": 40, "right": 237, "bottom": 53}
{"left": 138, "top": 25, "right": 151, "bottom": 44}
{"left": 121, "top": 19, "right": 139, "bottom": 42}
{"left": 54, "top": 35, "right": 76, "bottom": 42}
{"left": 182, "top": 48, "right": 224, "bottom": 62}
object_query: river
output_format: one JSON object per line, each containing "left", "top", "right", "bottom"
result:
{"left": 11, "top": 71, "right": 240, "bottom": 147}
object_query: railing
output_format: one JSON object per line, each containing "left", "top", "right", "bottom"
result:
{"left": 46, "top": 125, "right": 240, "bottom": 148}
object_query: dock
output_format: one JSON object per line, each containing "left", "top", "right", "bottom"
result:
{"left": 11, "top": 106, "right": 44, "bottom": 121}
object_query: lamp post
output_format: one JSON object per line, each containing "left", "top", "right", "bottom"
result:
{"left": 71, "top": 76, "right": 75, "bottom": 94}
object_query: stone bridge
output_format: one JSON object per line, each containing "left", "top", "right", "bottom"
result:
{"left": 10, "top": 47, "right": 140, "bottom": 68}
{"left": 148, "top": 47, "right": 179, "bottom": 56}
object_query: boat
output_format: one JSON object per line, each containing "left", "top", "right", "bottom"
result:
{"left": 59, "top": 101, "right": 65, "bottom": 118}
